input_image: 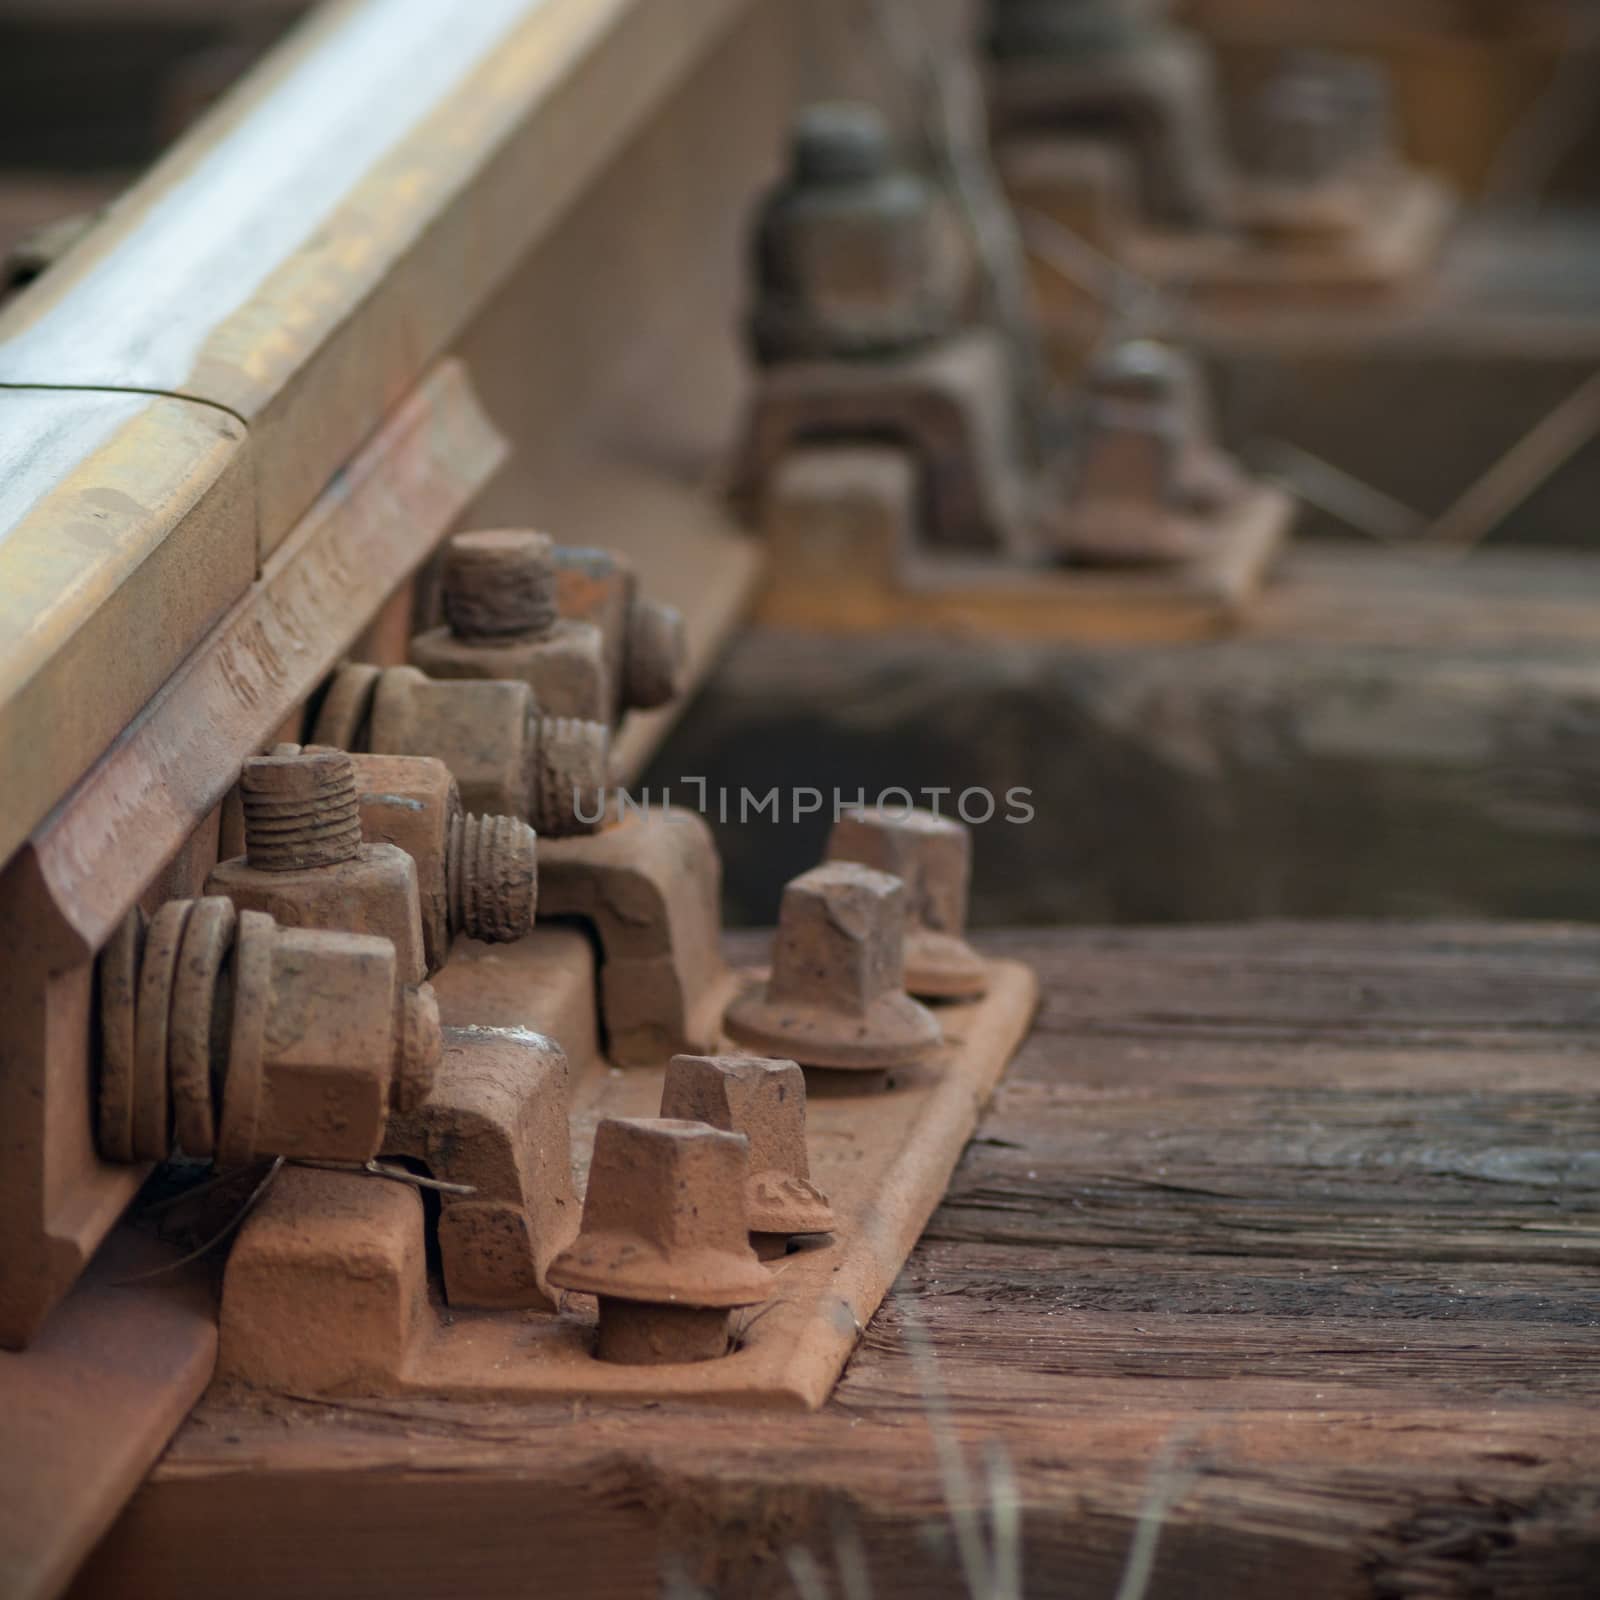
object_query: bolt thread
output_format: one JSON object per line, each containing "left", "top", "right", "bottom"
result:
{"left": 622, "top": 598, "right": 686, "bottom": 712}
{"left": 393, "top": 984, "right": 441, "bottom": 1114}
{"left": 241, "top": 750, "right": 362, "bottom": 871}
{"left": 446, "top": 812, "right": 539, "bottom": 943}
{"left": 530, "top": 717, "right": 610, "bottom": 837}
{"left": 791, "top": 102, "right": 891, "bottom": 187}
{"left": 442, "top": 529, "right": 559, "bottom": 640}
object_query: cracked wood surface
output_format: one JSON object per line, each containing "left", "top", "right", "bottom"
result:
{"left": 73, "top": 923, "right": 1600, "bottom": 1598}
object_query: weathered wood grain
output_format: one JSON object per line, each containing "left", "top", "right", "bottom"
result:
{"left": 651, "top": 553, "right": 1600, "bottom": 927}
{"left": 71, "top": 922, "right": 1600, "bottom": 1599}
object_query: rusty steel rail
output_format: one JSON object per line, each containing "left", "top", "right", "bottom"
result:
{"left": 0, "top": 0, "right": 761, "bottom": 863}
{"left": 0, "top": 0, "right": 796, "bottom": 1591}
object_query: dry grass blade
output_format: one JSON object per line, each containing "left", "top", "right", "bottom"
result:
{"left": 785, "top": 1545, "right": 833, "bottom": 1600}
{"left": 1421, "top": 367, "right": 1600, "bottom": 552}
{"left": 1112, "top": 1435, "right": 1200, "bottom": 1600}
{"left": 1249, "top": 438, "right": 1424, "bottom": 545}
{"left": 830, "top": 1508, "right": 874, "bottom": 1600}
{"left": 900, "top": 1302, "right": 994, "bottom": 1599}
{"left": 660, "top": 1555, "right": 712, "bottom": 1600}
{"left": 984, "top": 1442, "right": 1022, "bottom": 1600}
{"left": 1480, "top": 1, "right": 1600, "bottom": 212}
{"left": 1018, "top": 206, "right": 1168, "bottom": 335}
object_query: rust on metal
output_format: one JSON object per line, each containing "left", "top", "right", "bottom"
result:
{"left": 660, "top": 1053, "right": 834, "bottom": 1258}
{"left": 95, "top": 908, "right": 146, "bottom": 1167}
{"left": 734, "top": 101, "right": 1290, "bottom": 631}
{"left": 985, "top": 0, "right": 1231, "bottom": 227}
{"left": 550, "top": 546, "right": 689, "bottom": 720}
{"left": 166, "top": 896, "right": 237, "bottom": 1162}
{"left": 131, "top": 900, "right": 193, "bottom": 1164}
{"left": 207, "top": 750, "right": 429, "bottom": 988}
{"left": 724, "top": 861, "right": 943, "bottom": 1072}
{"left": 411, "top": 531, "right": 612, "bottom": 724}
{"left": 213, "top": 943, "right": 1038, "bottom": 1404}
{"left": 219, "top": 1167, "right": 429, "bottom": 1394}
{"left": 98, "top": 899, "right": 441, "bottom": 1170}
{"left": 747, "top": 101, "right": 970, "bottom": 365}
{"left": 344, "top": 750, "right": 538, "bottom": 972}
{"left": 537, "top": 807, "right": 730, "bottom": 1066}
{"left": 321, "top": 663, "right": 609, "bottom": 836}
{"left": 547, "top": 1117, "right": 770, "bottom": 1366}
{"left": 826, "top": 806, "right": 987, "bottom": 1001}
{"left": 1045, "top": 337, "right": 1269, "bottom": 569}
{"left": 386, "top": 1026, "right": 578, "bottom": 1311}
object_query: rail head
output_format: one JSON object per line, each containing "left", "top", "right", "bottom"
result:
{"left": 0, "top": 0, "right": 753, "bottom": 866}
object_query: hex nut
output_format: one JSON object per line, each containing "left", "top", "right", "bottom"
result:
{"left": 207, "top": 750, "right": 428, "bottom": 987}
{"left": 748, "top": 102, "right": 970, "bottom": 364}
{"left": 98, "top": 900, "right": 441, "bottom": 1169}
{"left": 360, "top": 665, "right": 609, "bottom": 836}
{"left": 411, "top": 530, "right": 612, "bottom": 722}
{"left": 368, "top": 665, "right": 537, "bottom": 821}
{"left": 348, "top": 751, "right": 538, "bottom": 970}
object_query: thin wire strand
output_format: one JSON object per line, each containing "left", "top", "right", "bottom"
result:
{"left": 293, "top": 1157, "right": 478, "bottom": 1196}
{"left": 112, "top": 1157, "right": 284, "bottom": 1286}
{"left": 1249, "top": 438, "right": 1425, "bottom": 545}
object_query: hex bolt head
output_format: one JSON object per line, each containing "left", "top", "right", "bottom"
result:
{"left": 226, "top": 918, "right": 440, "bottom": 1163}
{"left": 96, "top": 899, "right": 441, "bottom": 1168}
{"left": 349, "top": 666, "right": 610, "bottom": 837}
{"left": 547, "top": 1116, "right": 771, "bottom": 1365}
{"left": 660, "top": 1054, "right": 834, "bottom": 1251}
{"left": 723, "top": 862, "right": 942, "bottom": 1071}
{"left": 440, "top": 529, "right": 559, "bottom": 641}
{"left": 826, "top": 807, "right": 987, "bottom": 1001}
